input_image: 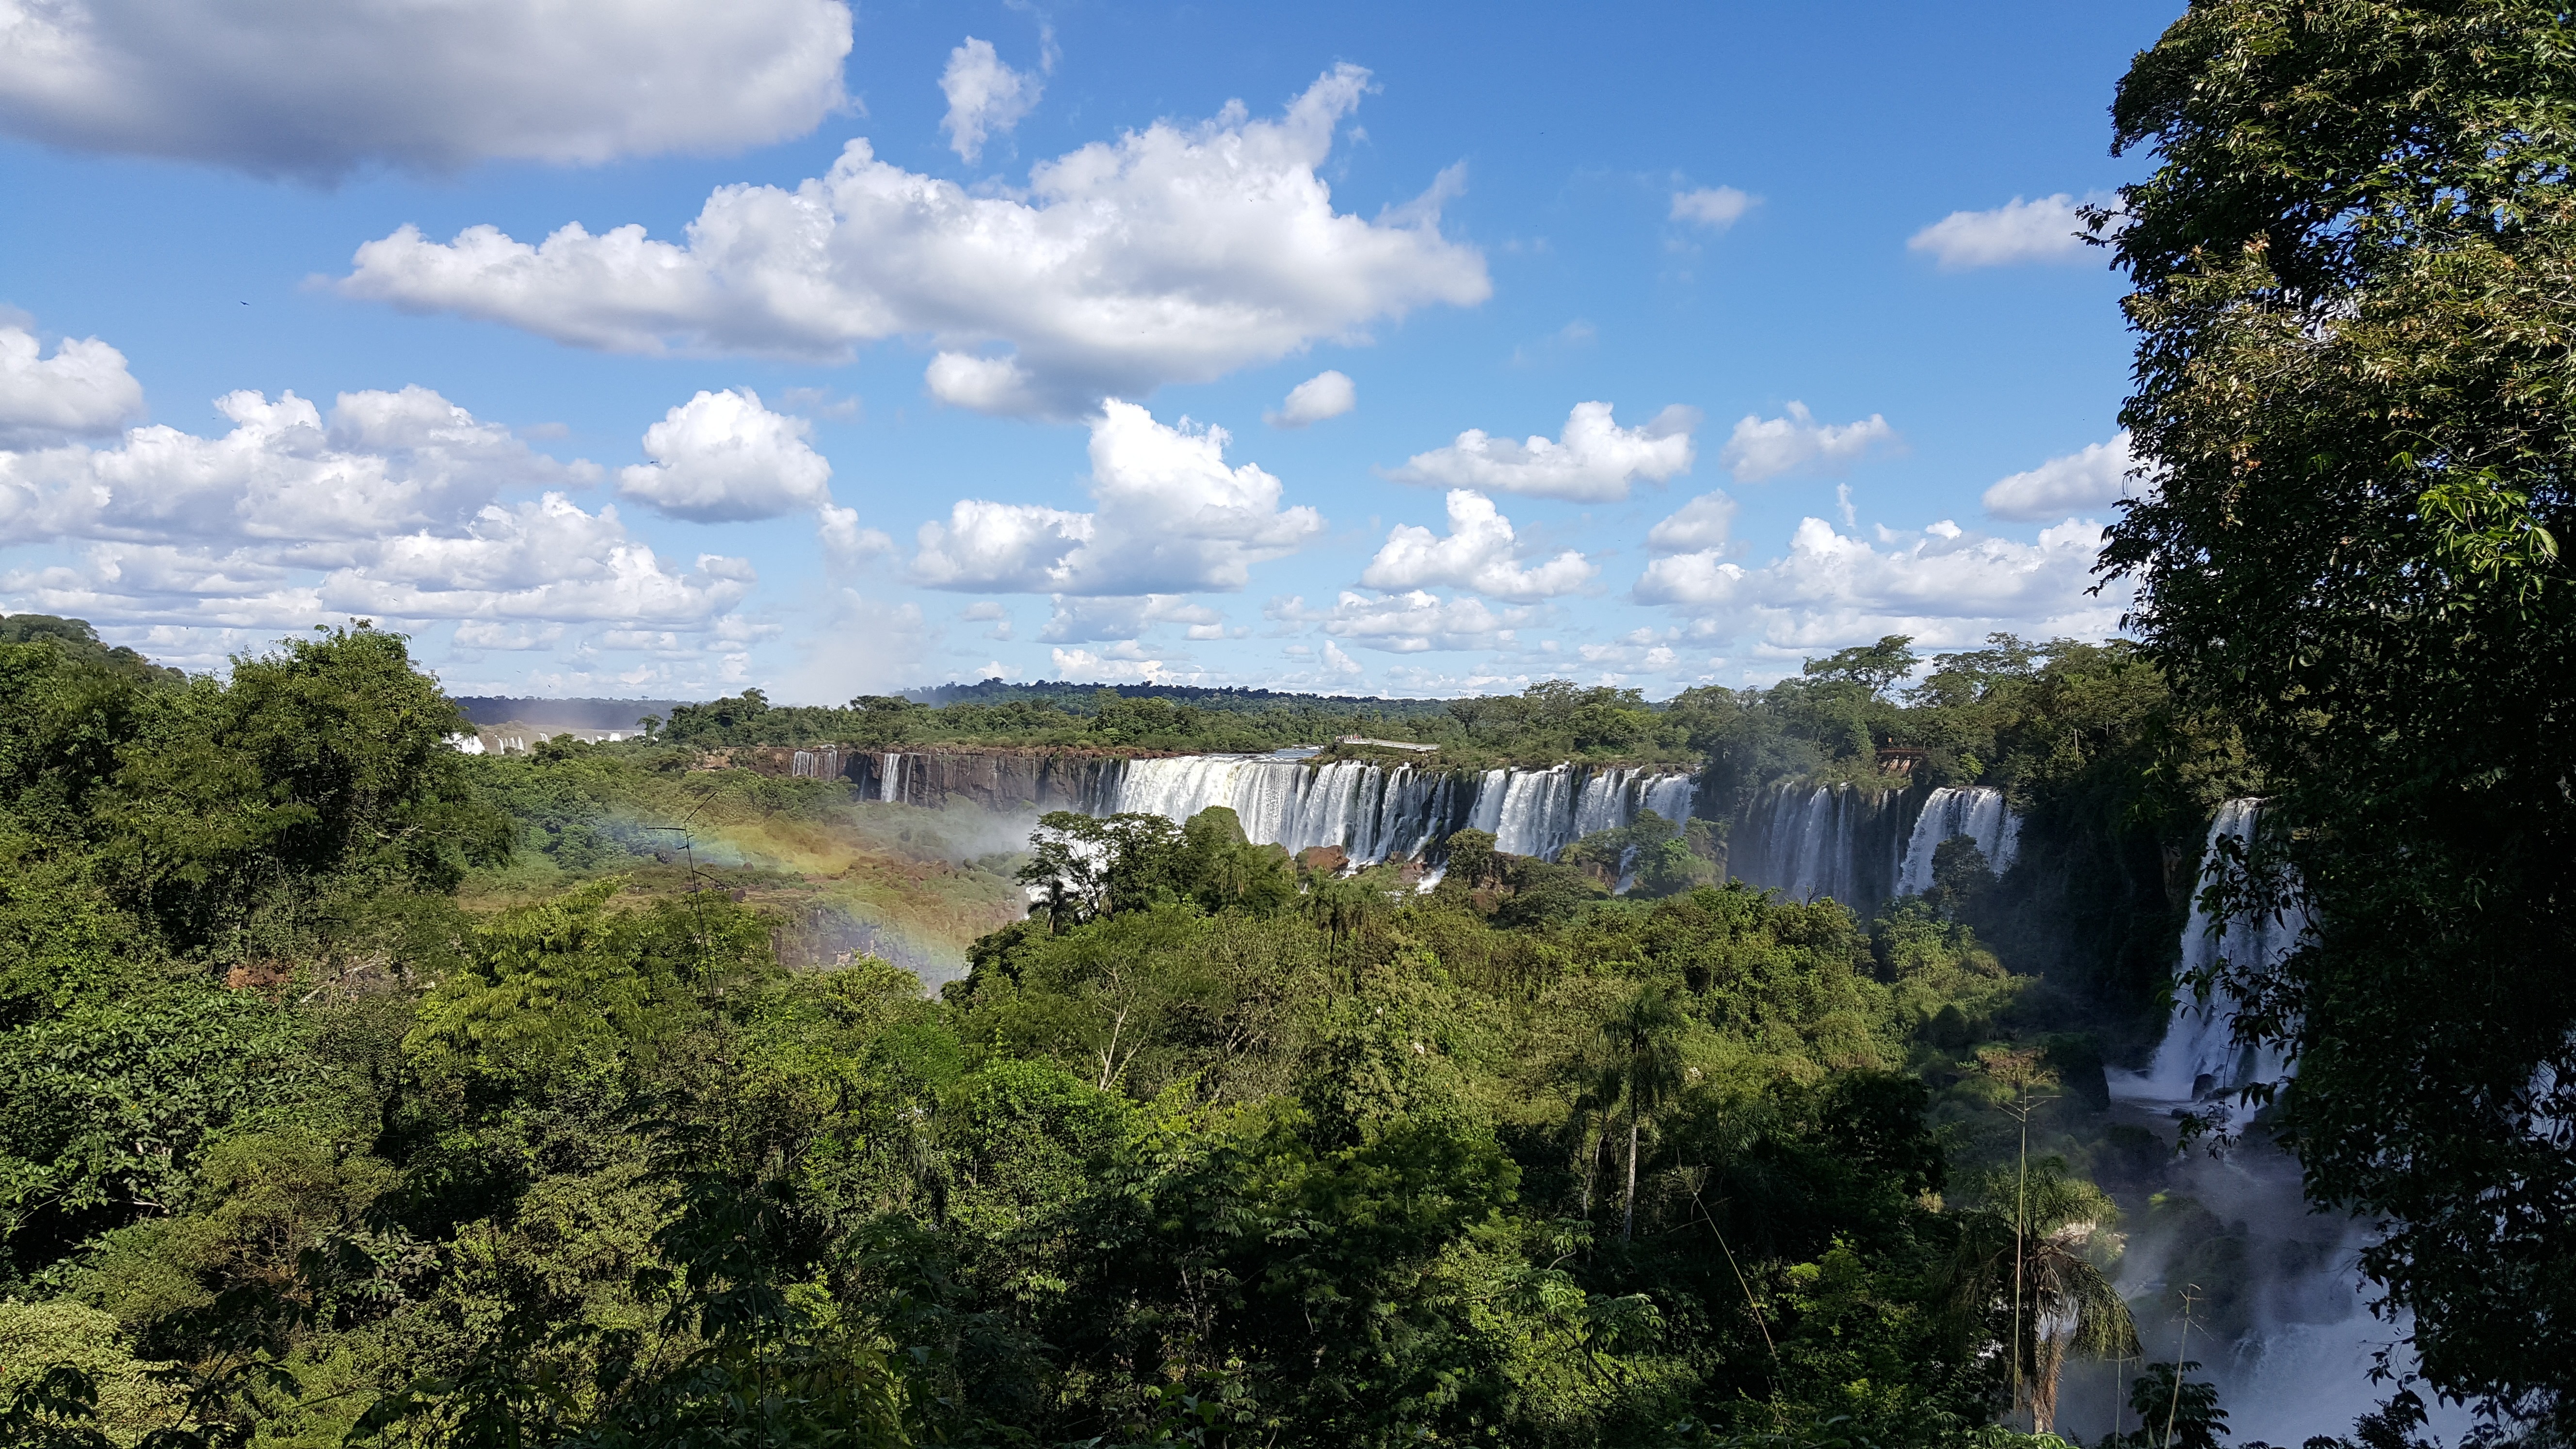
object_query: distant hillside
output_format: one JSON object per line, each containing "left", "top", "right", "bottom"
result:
{"left": 904, "top": 677, "right": 1456, "bottom": 718}
{"left": 453, "top": 696, "right": 694, "bottom": 729}
{"left": 453, "top": 684, "right": 1452, "bottom": 729}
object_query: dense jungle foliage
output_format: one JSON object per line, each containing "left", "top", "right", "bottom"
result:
{"left": 0, "top": 618, "right": 2366, "bottom": 1448}
{"left": 2096, "top": 0, "right": 2576, "bottom": 1432}
{"left": 909, "top": 678, "right": 1461, "bottom": 718}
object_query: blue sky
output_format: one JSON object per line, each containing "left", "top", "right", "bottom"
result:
{"left": 0, "top": 0, "right": 2177, "bottom": 701}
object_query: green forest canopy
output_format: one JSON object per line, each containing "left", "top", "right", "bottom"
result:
{"left": 0, "top": 612, "right": 2417, "bottom": 1449}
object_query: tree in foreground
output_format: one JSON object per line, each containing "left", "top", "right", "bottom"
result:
{"left": 1949, "top": 1160, "right": 2137, "bottom": 1436}
{"left": 2099, "top": 0, "right": 2576, "bottom": 1427}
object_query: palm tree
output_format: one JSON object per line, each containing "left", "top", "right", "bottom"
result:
{"left": 1597, "top": 984, "right": 1689, "bottom": 1241}
{"left": 1565, "top": 1063, "right": 1617, "bottom": 1217}
{"left": 1302, "top": 876, "right": 1377, "bottom": 943}
{"left": 1950, "top": 1160, "right": 2141, "bottom": 1434}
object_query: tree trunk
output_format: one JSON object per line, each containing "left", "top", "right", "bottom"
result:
{"left": 1622, "top": 1116, "right": 1640, "bottom": 1242}
{"left": 2032, "top": 1334, "right": 2062, "bottom": 1434}
{"left": 2013, "top": 1093, "right": 2030, "bottom": 1427}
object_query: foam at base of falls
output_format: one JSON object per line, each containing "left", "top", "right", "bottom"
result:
{"left": 2051, "top": 1114, "right": 2471, "bottom": 1446}
{"left": 1101, "top": 755, "right": 1695, "bottom": 866}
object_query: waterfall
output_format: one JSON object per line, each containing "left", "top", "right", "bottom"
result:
{"left": 1727, "top": 780, "right": 2022, "bottom": 913}
{"left": 1111, "top": 754, "right": 1339, "bottom": 852}
{"left": 1489, "top": 765, "right": 1576, "bottom": 857}
{"left": 1465, "top": 769, "right": 1510, "bottom": 835}
{"left": 2081, "top": 801, "right": 2471, "bottom": 1443}
{"left": 1727, "top": 782, "right": 1912, "bottom": 908}
{"left": 879, "top": 753, "right": 905, "bottom": 804}
{"left": 1088, "top": 753, "right": 1695, "bottom": 866}
{"left": 1641, "top": 773, "right": 1695, "bottom": 824}
{"left": 1894, "top": 785, "right": 2021, "bottom": 895}
{"left": 2125, "top": 798, "right": 2307, "bottom": 1105}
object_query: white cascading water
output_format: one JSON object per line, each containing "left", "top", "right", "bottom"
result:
{"left": 2125, "top": 798, "right": 2304, "bottom": 1107}
{"left": 1100, "top": 753, "right": 1695, "bottom": 865}
{"left": 1642, "top": 773, "right": 1696, "bottom": 827}
{"left": 878, "top": 753, "right": 905, "bottom": 804}
{"left": 1894, "top": 785, "right": 2022, "bottom": 895}
{"left": 1767, "top": 785, "right": 1858, "bottom": 902}
{"left": 1729, "top": 783, "right": 1914, "bottom": 908}
{"left": 1728, "top": 781, "right": 2023, "bottom": 912}
{"left": 2081, "top": 800, "right": 2468, "bottom": 1444}
{"left": 1489, "top": 766, "right": 1577, "bottom": 856}
{"left": 1464, "top": 769, "right": 1510, "bottom": 836}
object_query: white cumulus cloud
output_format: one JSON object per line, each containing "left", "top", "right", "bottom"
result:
{"left": 0, "top": 0, "right": 853, "bottom": 179}
{"left": 339, "top": 65, "right": 1490, "bottom": 416}
{"left": 0, "top": 379, "right": 755, "bottom": 643}
{"left": 1670, "top": 186, "right": 1755, "bottom": 231}
{"left": 4, "top": 494, "right": 753, "bottom": 635}
{"left": 921, "top": 354, "right": 1041, "bottom": 416}
{"left": 1635, "top": 515, "right": 2125, "bottom": 651}
{"left": 911, "top": 499, "right": 1092, "bottom": 592}
{"left": 620, "top": 388, "right": 833, "bottom": 522}
{"left": 0, "top": 384, "right": 590, "bottom": 547}
{"left": 940, "top": 36, "right": 1042, "bottom": 164}
{"left": 1388, "top": 401, "right": 1696, "bottom": 503}
{"left": 617, "top": 387, "right": 888, "bottom": 560}
{"left": 319, "top": 494, "right": 754, "bottom": 624}
{"left": 1718, "top": 402, "right": 1898, "bottom": 482}
{"left": 1361, "top": 490, "right": 1594, "bottom": 601}
{"left": 453, "top": 620, "right": 564, "bottom": 651}
{"left": 1908, "top": 193, "right": 2108, "bottom": 270}
{"left": 1575, "top": 628, "right": 1688, "bottom": 678}
{"left": 1039, "top": 594, "right": 1222, "bottom": 643}
{"left": 1274, "top": 589, "right": 1536, "bottom": 654}
{"left": 0, "top": 325, "right": 144, "bottom": 445}
{"left": 1982, "top": 432, "right": 2140, "bottom": 520}
{"left": 910, "top": 399, "right": 1322, "bottom": 596}
{"left": 816, "top": 504, "right": 893, "bottom": 562}
{"left": 1048, "top": 644, "right": 1176, "bottom": 683}
{"left": 1646, "top": 491, "right": 1738, "bottom": 554}
{"left": 1267, "top": 370, "right": 1355, "bottom": 428}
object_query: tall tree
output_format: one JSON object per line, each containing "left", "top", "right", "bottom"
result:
{"left": 1597, "top": 985, "right": 1688, "bottom": 1242}
{"left": 2098, "top": 0, "right": 2576, "bottom": 1425}
{"left": 1950, "top": 1161, "right": 2138, "bottom": 1435}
